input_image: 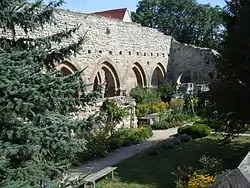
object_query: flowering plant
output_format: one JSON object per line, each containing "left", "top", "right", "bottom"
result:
{"left": 187, "top": 174, "right": 215, "bottom": 188}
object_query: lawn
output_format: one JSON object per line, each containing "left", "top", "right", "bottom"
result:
{"left": 245, "top": 129, "right": 250, "bottom": 134}
{"left": 96, "top": 135, "right": 250, "bottom": 188}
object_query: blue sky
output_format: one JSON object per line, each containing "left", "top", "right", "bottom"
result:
{"left": 34, "top": 0, "right": 226, "bottom": 13}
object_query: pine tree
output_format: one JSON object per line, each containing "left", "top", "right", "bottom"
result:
{"left": 0, "top": 1, "right": 100, "bottom": 187}
{"left": 209, "top": 0, "right": 250, "bottom": 136}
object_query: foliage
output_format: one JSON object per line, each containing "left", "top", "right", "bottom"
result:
{"left": 178, "top": 124, "right": 211, "bottom": 138}
{"left": 100, "top": 99, "right": 129, "bottom": 125}
{"left": 98, "top": 136, "right": 250, "bottom": 188}
{"left": 175, "top": 155, "right": 222, "bottom": 188}
{"left": 136, "top": 101, "right": 169, "bottom": 117}
{"left": 198, "top": 155, "right": 223, "bottom": 175}
{"left": 132, "top": 0, "right": 226, "bottom": 51}
{"left": 158, "top": 82, "right": 177, "bottom": 102}
{"left": 208, "top": 0, "right": 250, "bottom": 137}
{"left": 151, "top": 111, "right": 200, "bottom": 130}
{"left": 0, "top": 0, "right": 102, "bottom": 187}
{"left": 184, "top": 95, "right": 199, "bottom": 115}
{"left": 187, "top": 174, "right": 215, "bottom": 188}
{"left": 169, "top": 99, "right": 185, "bottom": 112}
{"left": 178, "top": 134, "right": 192, "bottom": 143}
{"left": 151, "top": 121, "right": 177, "bottom": 130}
{"left": 130, "top": 86, "right": 160, "bottom": 104}
{"left": 138, "top": 124, "right": 153, "bottom": 138}
{"left": 83, "top": 125, "right": 153, "bottom": 159}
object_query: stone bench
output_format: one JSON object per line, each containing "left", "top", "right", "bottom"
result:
{"left": 83, "top": 166, "right": 117, "bottom": 188}
{"left": 138, "top": 113, "right": 159, "bottom": 125}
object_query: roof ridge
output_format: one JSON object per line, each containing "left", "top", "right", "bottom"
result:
{"left": 91, "top": 8, "right": 127, "bottom": 14}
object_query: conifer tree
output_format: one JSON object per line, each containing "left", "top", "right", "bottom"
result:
{"left": 209, "top": 0, "right": 250, "bottom": 136}
{"left": 0, "top": 0, "right": 100, "bottom": 187}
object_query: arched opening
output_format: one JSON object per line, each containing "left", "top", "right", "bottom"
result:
{"left": 61, "top": 67, "right": 73, "bottom": 76}
{"left": 151, "top": 63, "right": 166, "bottom": 88}
{"left": 57, "top": 61, "right": 80, "bottom": 97}
{"left": 93, "top": 61, "right": 120, "bottom": 98}
{"left": 93, "top": 72, "right": 102, "bottom": 92}
{"left": 132, "top": 63, "right": 147, "bottom": 87}
{"left": 133, "top": 67, "right": 143, "bottom": 86}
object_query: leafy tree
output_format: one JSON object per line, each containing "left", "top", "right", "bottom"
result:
{"left": 208, "top": 0, "right": 250, "bottom": 137}
{"left": 100, "top": 99, "right": 129, "bottom": 126}
{"left": 158, "top": 81, "right": 177, "bottom": 102}
{"left": 132, "top": 0, "right": 226, "bottom": 51}
{"left": 0, "top": 0, "right": 100, "bottom": 187}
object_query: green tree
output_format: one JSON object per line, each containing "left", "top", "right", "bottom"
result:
{"left": 0, "top": 0, "right": 100, "bottom": 187}
{"left": 158, "top": 82, "right": 177, "bottom": 102}
{"left": 132, "top": 0, "right": 226, "bottom": 51}
{"left": 209, "top": 0, "right": 250, "bottom": 137}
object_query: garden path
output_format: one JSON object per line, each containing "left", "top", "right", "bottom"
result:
{"left": 69, "top": 127, "right": 178, "bottom": 179}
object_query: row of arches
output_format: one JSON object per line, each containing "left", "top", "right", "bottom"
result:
{"left": 58, "top": 60, "right": 166, "bottom": 98}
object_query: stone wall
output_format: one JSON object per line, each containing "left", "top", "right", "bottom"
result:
{"left": 168, "top": 39, "right": 219, "bottom": 84}
{"left": 14, "top": 9, "right": 172, "bottom": 96}
{"left": 2, "top": 7, "right": 218, "bottom": 96}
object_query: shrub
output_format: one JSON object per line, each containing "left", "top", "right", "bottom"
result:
{"left": 169, "top": 98, "right": 185, "bottom": 112}
{"left": 198, "top": 155, "right": 223, "bottom": 175}
{"left": 171, "top": 137, "right": 182, "bottom": 145}
{"left": 158, "top": 82, "right": 177, "bottom": 102}
{"left": 139, "top": 125, "right": 153, "bottom": 138}
{"left": 86, "top": 133, "right": 109, "bottom": 157}
{"left": 184, "top": 95, "right": 199, "bottom": 115}
{"left": 151, "top": 121, "right": 175, "bottom": 130}
{"left": 178, "top": 124, "right": 211, "bottom": 139}
{"left": 130, "top": 86, "right": 161, "bottom": 104}
{"left": 100, "top": 99, "right": 129, "bottom": 124}
{"left": 178, "top": 134, "right": 192, "bottom": 142}
{"left": 161, "top": 140, "right": 175, "bottom": 149}
{"left": 161, "top": 111, "right": 190, "bottom": 123}
{"left": 136, "top": 101, "right": 169, "bottom": 117}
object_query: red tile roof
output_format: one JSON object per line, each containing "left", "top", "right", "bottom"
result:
{"left": 91, "top": 8, "right": 127, "bottom": 21}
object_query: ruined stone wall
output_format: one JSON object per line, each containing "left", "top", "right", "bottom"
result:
{"left": 3, "top": 7, "right": 218, "bottom": 95}
{"left": 167, "top": 39, "right": 218, "bottom": 84}
{"left": 16, "top": 9, "right": 172, "bottom": 95}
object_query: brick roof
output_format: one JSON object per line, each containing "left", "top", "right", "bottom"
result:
{"left": 91, "top": 8, "right": 127, "bottom": 21}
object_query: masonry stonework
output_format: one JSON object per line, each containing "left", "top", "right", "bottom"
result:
{"left": 5, "top": 8, "right": 218, "bottom": 97}
{"left": 168, "top": 40, "right": 219, "bottom": 84}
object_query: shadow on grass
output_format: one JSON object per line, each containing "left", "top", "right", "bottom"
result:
{"left": 100, "top": 136, "right": 250, "bottom": 188}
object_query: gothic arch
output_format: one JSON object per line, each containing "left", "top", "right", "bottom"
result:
{"left": 92, "top": 58, "right": 120, "bottom": 97}
{"left": 56, "top": 61, "right": 80, "bottom": 97}
{"left": 132, "top": 62, "right": 147, "bottom": 87}
{"left": 151, "top": 63, "right": 166, "bottom": 88}
{"left": 56, "top": 61, "right": 79, "bottom": 75}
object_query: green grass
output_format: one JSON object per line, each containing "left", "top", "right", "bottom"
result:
{"left": 245, "top": 129, "right": 250, "bottom": 134}
{"left": 96, "top": 136, "right": 250, "bottom": 188}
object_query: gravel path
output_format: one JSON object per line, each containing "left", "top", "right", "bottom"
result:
{"left": 69, "top": 127, "right": 178, "bottom": 178}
